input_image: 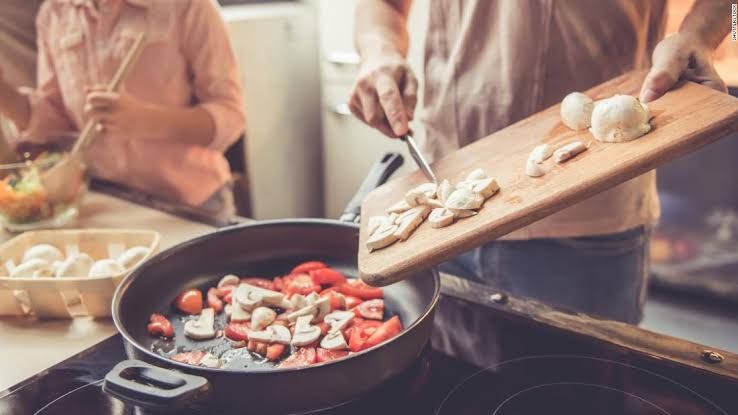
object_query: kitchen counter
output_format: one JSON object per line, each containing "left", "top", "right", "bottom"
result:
{"left": 0, "top": 191, "right": 218, "bottom": 391}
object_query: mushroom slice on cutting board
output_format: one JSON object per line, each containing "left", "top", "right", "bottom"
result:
{"left": 404, "top": 183, "right": 438, "bottom": 207}
{"left": 320, "top": 329, "right": 349, "bottom": 350}
{"left": 248, "top": 324, "right": 291, "bottom": 344}
{"left": 526, "top": 158, "right": 547, "bottom": 177}
{"left": 528, "top": 144, "right": 553, "bottom": 164}
{"left": 366, "top": 223, "right": 400, "bottom": 251}
{"left": 291, "top": 315, "right": 321, "bottom": 346}
{"left": 468, "top": 177, "right": 499, "bottom": 199}
{"left": 394, "top": 205, "right": 431, "bottom": 241}
{"left": 217, "top": 274, "right": 240, "bottom": 288}
{"left": 386, "top": 200, "right": 412, "bottom": 214}
{"left": 554, "top": 141, "right": 588, "bottom": 163}
{"left": 437, "top": 179, "right": 452, "bottom": 204}
{"left": 251, "top": 306, "right": 277, "bottom": 330}
{"left": 445, "top": 187, "right": 485, "bottom": 210}
{"left": 367, "top": 216, "right": 389, "bottom": 236}
{"left": 184, "top": 308, "right": 217, "bottom": 340}
{"left": 451, "top": 209, "right": 478, "bottom": 219}
{"left": 429, "top": 208, "right": 455, "bottom": 228}
{"left": 465, "top": 168, "right": 488, "bottom": 182}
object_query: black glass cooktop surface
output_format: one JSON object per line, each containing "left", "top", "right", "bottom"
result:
{"left": 2, "top": 286, "right": 737, "bottom": 415}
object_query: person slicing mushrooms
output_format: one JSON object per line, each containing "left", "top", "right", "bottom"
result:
{"left": 0, "top": 0, "right": 245, "bottom": 219}
{"left": 350, "top": 0, "right": 731, "bottom": 325}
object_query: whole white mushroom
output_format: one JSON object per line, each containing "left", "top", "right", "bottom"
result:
{"left": 55, "top": 253, "right": 95, "bottom": 278}
{"left": 88, "top": 259, "right": 125, "bottom": 278}
{"left": 22, "top": 244, "right": 64, "bottom": 264}
{"left": 116, "top": 246, "right": 151, "bottom": 269}
{"left": 560, "top": 92, "right": 594, "bottom": 130}
{"left": 10, "top": 258, "right": 54, "bottom": 278}
{"left": 590, "top": 94, "right": 651, "bottom": 142}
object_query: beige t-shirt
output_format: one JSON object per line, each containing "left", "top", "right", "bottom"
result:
{"left": 421, "top": 0, "right": 667, "bottom": 239}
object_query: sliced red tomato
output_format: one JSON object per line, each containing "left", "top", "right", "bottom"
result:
{"left": 247, "top": 340, "right": 267, "bottom": 355}
{"left": 320, "top": 288, "right": 346, "bottom": 311}
{"left": 224, "top": 291, "right": 233, "bottom": 304}
{"left": 344, "top": 295, "right": 362, "bottom": 310}
{"left": 266, "top": 343, "right": 286, "bottom": 361}
{"left": 224, "top": 322, "right": 251, "bottom": 341}
{"left": 309, "top": 268, "right": 347, "bottom": 286}
{"left": 356, "top": 299, "right": 384, "bottom": 320}
{"left": 363, "top": 316, "right": 403, "bottom": 349}
{"left": 338, "top": 280, "right": 383, "bottom": 300}
{"left": 174, "top": 288, "right": 203, "bottom": 315}
{"left": 207, "top": 288, "right": 224, "bottom": 313}
{"left": 273, "top": 276, "right": 284, "bottom": 291}
{"left": 348, "top": 320, "right": 382, "bottom": 352}
{"left": 216, "top": 285, "right": 235, "bottom": 298}
{"left": 316, "top": 348, "right": 349, "bottom": 363}
{"left": 291, "top": 261, "right": 327, "bottom": 275}
{"left": 171, "top": 351, "right": 206, "bottom": 365}
{"left": 241, "top": 277, "right": 275, "bottom": 291}
{"left": 278, "top": 347, "right": 317, "bottom": 368}
{"left": 147, "top": 313, "right": 174, "bottom": 338}
{"left": 283, "top": 273, "right": 321, "bottom": 296}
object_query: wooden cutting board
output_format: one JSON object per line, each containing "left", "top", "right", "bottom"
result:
{"left": 358, "top": 70, "right": 738, "bottom": 286}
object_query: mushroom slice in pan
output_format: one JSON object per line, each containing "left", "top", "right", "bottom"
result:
{"left": 366, "top": 223, "right": 400, "bottom": 251}
{"left": 429, "top": 208, "right": 455, "bottom": 228}
{"left": 230, "top": 298, "right": 252, "bottom": 322}
{"left": 320, "top": 329, "right": 349, "bottom": 351}
{"left": 235, "top": 283, "right": 284, "bottom": 310}
{"left": 217, "top": 274, "right": 240, "bottom": 288}
{"left": 251, "top": 306, "right": 277, "bottom": 330}
{"left": 324, "top": 310, "right": 355, "bottom": 333}
{"left": 291, "top": 315, "right": 321, "bottom": 346}
{"left": 184, "top": 308, "right": 217, "bottom": 340}
{"left": 287, "top": 303, "right": 318, "bottom": 322}
{"left": 386, "top": 200, "right": 412, "bottom": 214}
{"left": 248, "top": 324, "right": 292, "bottom": 345}
{"left": 290, "top": 294, "right": 308, "bottom": 310}
{"left": 393, "top": 205, "right": 431, "bottom": 241}
{"left": 445, "top": 187, "right": 485, "bottom": 210}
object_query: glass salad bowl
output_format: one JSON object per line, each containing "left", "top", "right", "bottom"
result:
{"left": 0, "top": 151, "right": 88, "bottom": 232}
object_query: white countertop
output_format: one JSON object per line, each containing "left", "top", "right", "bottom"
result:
{"left": 0, "top": 192, "right": 217, "bottom": 392}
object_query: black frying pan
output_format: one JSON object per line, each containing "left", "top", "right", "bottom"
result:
{"left": 104, "top": 153, "right": 441, "bottom": 414}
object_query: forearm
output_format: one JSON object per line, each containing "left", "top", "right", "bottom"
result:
{"left": 679, "top": 0, "right": 733, "bottom": 49}
{"left": 0, "top": 79, "right": 30, "bottom": 130}
{"left": 145, "top": 105, "right": 216, "bottom": 147}
{"left": 355, "top": 0, "right": 412, "bottom": 59}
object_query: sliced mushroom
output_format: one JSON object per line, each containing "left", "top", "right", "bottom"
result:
{"left": 217, "top": 274, "right": 240, "bottom": 288}
{"left": 184, "top": 308, "right": 216, "bottom": 340}
{"left": 429, "top": 208, "right": 455, "bottom": 228}
{"left": 230, "top": 298, "right": 252, "bottom": 322}
{"left": 235, "top": 283, "right": 284, "bottom": 310}
{"left": 466, "top": 168, "right": 488, "bottom": 182}
{"left": 385, "top": 200, "right": 412, "bottom": 214}
{"left": 449, "top": 208, "right": 478, "bottom": 219}
{"left": 366, "top": 223, "right": 399, "bottom": 251}
{"left": 291, "top": 315, "right": 321, "bottom": 346}
{"left": 367, "top": 216, "right": 388, "bottom": 236}
{"left": 290, "top": 294, "right": 308, "bottom": 310}
{"left": 445, "top": 187, "right": 485, "bottom": 210}
{"left": 468, "top": 177, "right": 499, "bottom": 199}
{"left": 251, "top": 306, "right": 277, "bottom": 330}
{"left": 287, "top": 303, "right": 318, "bottom": 322}
{"left": 526, "top": 157, "right": 547, "bottom": 177}
{"left": 320, "top": 329, "right": 348, "bottom": 351}
{"left": 324, "top": 310, "right": 355, "bottom": 332}
{"left": 404, "top": 183, "right": 438, "bottom": 207}
{"left": 437, "top": 179, "right": 452, "bottom": 204}
{"left": 393, "top": 205, "right": 431, "bottom": 241}
{"left": 305, "top": 292, "right": 321, "bottom": 304}
{"left": 224, "top": 304, "right": 233, "bottom": 317}
{"left": 424, "top": 198, "right": 445, "bottom": 209}
{"left": 199, "top": 353, "right": 222, "bottom": 368}
{"left": 248, "top": 324, "right": 292, "bottom": 344}
{"left": 529, "top": 144, "right": 553, "bottom": 164}
{"left": 313, "top": 297, "right": 331, "bottom": 322}
{"left": 554, "top": 141, "right": 588, "bottom": 163}
{"left": 10, "top": 258, "right": 54, "bottom": 278}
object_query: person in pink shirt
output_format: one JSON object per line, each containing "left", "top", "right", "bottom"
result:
{"left": 0, "top": 0, "right": 246, "bottom": 217}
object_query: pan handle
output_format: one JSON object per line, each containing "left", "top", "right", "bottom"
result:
{"left": 103, "top": 359, "right": 210, "bottom": 410}
{"left": 339, "top": 152, "right": 404, "bottom": 223}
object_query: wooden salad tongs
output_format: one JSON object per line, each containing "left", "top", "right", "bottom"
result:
{"left": 41, "top": 32, "right": 147, "bottom": 204}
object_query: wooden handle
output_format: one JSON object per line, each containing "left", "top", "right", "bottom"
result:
{"left": 72, "top": 32, "right": 147, "bottom": 154}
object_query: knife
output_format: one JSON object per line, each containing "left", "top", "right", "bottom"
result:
{"left": 401, "top": 134, "right": 437, "bottom": 184}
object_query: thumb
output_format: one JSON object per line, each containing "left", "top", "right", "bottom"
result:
{"left": 640, "top": 45, "right": 688, "bottom": 103}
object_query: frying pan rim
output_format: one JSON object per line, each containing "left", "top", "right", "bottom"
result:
{"left": 112, "top": 218, "right": 441, "bottom": 375}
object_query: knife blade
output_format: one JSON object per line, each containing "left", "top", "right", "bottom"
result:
{"left": 401, "top": 134, "right": 437, "bottom": 184}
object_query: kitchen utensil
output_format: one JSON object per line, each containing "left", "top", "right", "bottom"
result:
{"left": 104, "top": 153, "right": 441, "bottom": 414}
{"left": 401, "top": 134, "right": 437, "bottom": 184}
{"left": 358, "top": 70, "right": 738, "bottom": 286}
{"left": 41, "top": 33, "right": 147, "bottom": 204}
{"left": 0, "top": 229, "right": 159, "bottom": 318}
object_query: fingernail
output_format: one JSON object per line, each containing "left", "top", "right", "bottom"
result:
{"left": 641, "top": 88, "right": 658, "bottom": 103}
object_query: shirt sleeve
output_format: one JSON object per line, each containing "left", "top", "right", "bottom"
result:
{"left": 11, "top": 4, "right": 76, "bottom": 146}
{"left": 180, "top": 0, "right": 246, "bottom": 153}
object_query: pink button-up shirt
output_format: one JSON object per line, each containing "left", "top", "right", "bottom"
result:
{"left": 17, "top": 0, "right": 245, "bottom": 207}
